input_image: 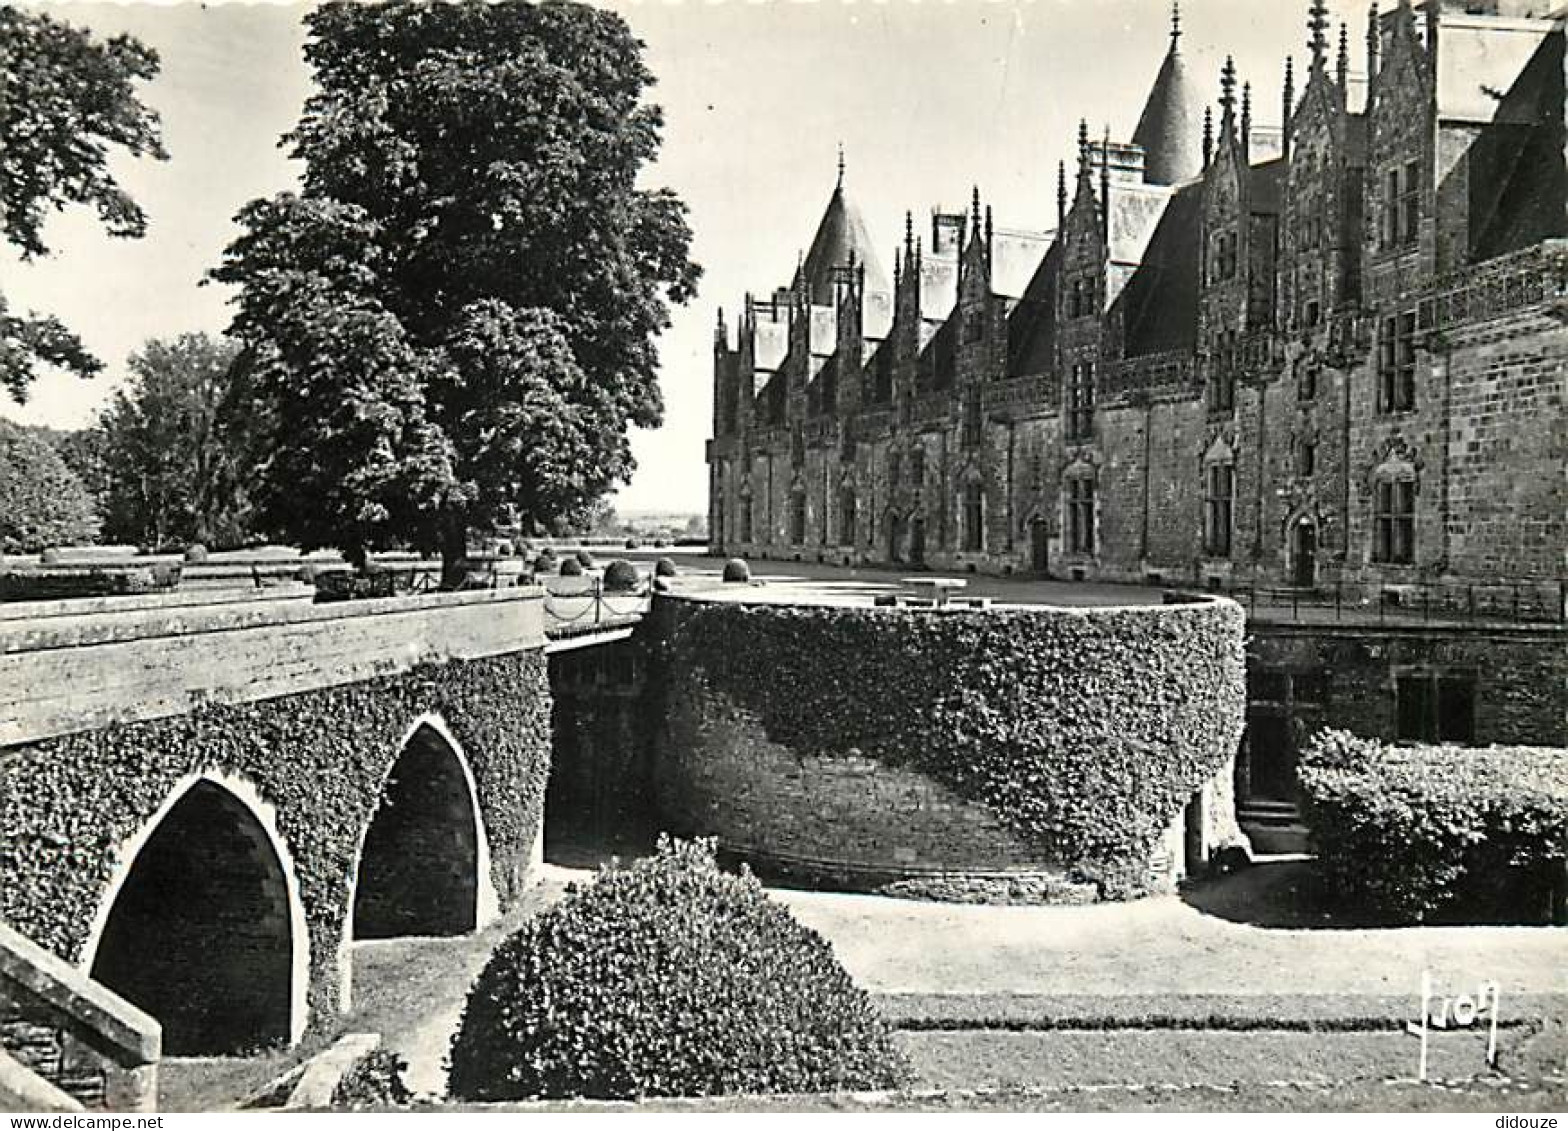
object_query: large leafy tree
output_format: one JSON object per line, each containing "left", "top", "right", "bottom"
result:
{"left": 0, "top": 419, "right": 100, "bottom": 553}
{"left": 0, "top": 5, "right": 167, "bottom": 402}
{"left": 213, "top": 0, "right": 699, "bottom": 574}
{"left": 96, "top": 332, "right": 256, "bottom": 550}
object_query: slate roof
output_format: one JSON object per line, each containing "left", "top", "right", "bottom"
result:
{"left": 1131, "top": 39, "right": 1206, "bottom": 184}
{"left": 797, "top": 182, "right": 891, "bottom": 304}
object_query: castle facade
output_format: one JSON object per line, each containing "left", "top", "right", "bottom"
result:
{"left": 706, "top": 0, "right": 1568, "bottom": 825}
{"left": 709, "top": 0, "right": 1565, "bottom": 598}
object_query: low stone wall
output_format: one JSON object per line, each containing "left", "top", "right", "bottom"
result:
{"left": 0, "top": 921, "right": 158, "bottom": 1112}
{"left": 645, "top": 592, "right": 1248, "bottom": 900}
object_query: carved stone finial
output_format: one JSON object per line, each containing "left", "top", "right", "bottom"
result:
{"left": 1308, "top": 0, "right": 1330, "bottom": 71}
{"left": 1170, "top": 0, "right": 1182, "bottom": 49}
{"left": 1202, "top": 104, "right": 1214, "bottom": 167}
{"left": 836, "top": 143, "right": 845, "bottom": 188}
{"left": 1337, "top": 22, "right": 1350, "bottom": 90}
{"left": 1219, "top": 56, "right": 1237, "bottom": 124}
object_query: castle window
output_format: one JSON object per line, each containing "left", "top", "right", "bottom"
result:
{"left": 1396, "top": 674, "right": 1475, "bottom": 744}
{"left": 1209, "top": 332, "right": 1237, "bottom": 414}
{"left": 888, "top": 451, "right": 901, "bottom": 491}
{"left": 1203, "top": 462, "right": 1234, "bottom": 558}
{"left": 1296, "top": 438, "right": 1317, "bottom": 477}
{"left": 1065, "top": 475, "right": 1095, "bottom": 555}
{"left": 962, "top": 387, "right": 983, "bottom": 447}
{"left": 740, "top": 495, "right": 754, "bottom": 543}
{"left": 838, "top": 488, "right": 857, "bottom": 546}
{"left": 789, "top": 491, "right": 807, "bottom": 544}
{"left": 1304, "top": 299, "right": 1321, "bottom": 328}
{"left": 1066, "top": 361, "right": 1095, "bottom": 441}
{"left": 909, "top": 447, "right": 925, "bottom": 490}
{"left": 963, "top": 482, "right": 984, "bottom": 552}
{"left": 1372, "top": 475, "right": 1416, "bottom": 565}
{"left": 1068, "top": 277, "right": 1091, "bottom": 319}
{"left": 1210, "top": 231, "right": 1238, "bottom": 282}
{"left": 1377, "top": 312, "right": 1417, "bottom": 413}
{"left": 1382, "top": 160, "right": 1421, "bottom": 250}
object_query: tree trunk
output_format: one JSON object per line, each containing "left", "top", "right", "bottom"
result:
{"left": 440, "top": 518, "right": 469, "bottom": 589}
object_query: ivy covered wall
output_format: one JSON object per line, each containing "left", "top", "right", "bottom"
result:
{"left": 0, "top": 651, "right": 551, "bottom": 1031}
{"left": 646, "top": 595, "right": 1247, "bottom": 899}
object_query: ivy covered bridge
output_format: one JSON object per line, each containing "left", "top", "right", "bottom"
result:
{"left": 0, "top": 586, "right": 569, "bottom": 1107}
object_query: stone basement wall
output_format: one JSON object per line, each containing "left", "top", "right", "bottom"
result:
{"left": 0, "top": 921, "right": 158, "bottom": 1112}
{"left": 643, "top": 592, "right": 1247, "bottom": 901}
{"left": 1251, "top": 621, "right": 1568, "bottom": 747}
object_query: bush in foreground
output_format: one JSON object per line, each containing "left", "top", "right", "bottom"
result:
{"left": 722, "top": 557, "right": 750, "bottom": 583}
{"left": 331, "top": 1048, "right": 412, "bottom": 1108}
{"left": 654, "top": 557, "right": 677, "bottom": 578}
{"left": 447, "top": 837, "right": 910, "bottom": 1101}
{"left": 559, "top": 557, "right": 583, "bottom": 577}
{"left": 1299, "top": 729, "right": 1568, "bottom": 923}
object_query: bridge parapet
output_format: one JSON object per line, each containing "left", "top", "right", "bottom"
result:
{"left": 0, "top": 920, "right": 159, "bottom": 1111}
{"left": 0, "top": 588, "right": 546, "bottom": 750}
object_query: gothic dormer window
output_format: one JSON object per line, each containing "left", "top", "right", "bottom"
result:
{"left": 1380, "top": 159, "right": 1420, "bottom": 250}
{"left": 962, "top": 387, "right": 983, "bottom": 447}
{"left": 1066, "top": 361, "right": 1095, "bottom": 441}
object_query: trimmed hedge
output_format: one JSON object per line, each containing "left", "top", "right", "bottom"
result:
{"left": 0, "top": 652, "right": 552, "bottom": 1027}
{"left": 721, "top": 558, "right": 750, "bottom": 583}
{"left": 647, "top": 596, "right": 1245, "bottom": 898}
{"left": 447, "top": 837, "right": 910, "bottom": 1100}
{"left": 602, "top": 559, "right": 639, "bottom": 593}
{"left": 1298, "top": 729, "right": 1568, "bottom": 923}
{"left": 559, "top": 557, "right": 584, "bottom": 577}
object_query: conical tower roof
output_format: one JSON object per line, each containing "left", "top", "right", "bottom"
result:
{"left": 1131, "top": 8, "right": 1205, "bottom": 185}
{"left": 794, "top": 158, "right": 890, "bottom": 304}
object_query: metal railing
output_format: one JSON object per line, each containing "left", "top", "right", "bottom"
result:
{"left": 1211, "top": 577, "right": 1567, "bottom": 627}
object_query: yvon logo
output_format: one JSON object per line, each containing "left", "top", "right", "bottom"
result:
{"left": 1404, "top": 970, "right": 1501, "bottom": 1080}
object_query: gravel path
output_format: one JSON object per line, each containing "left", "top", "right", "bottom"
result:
{"left": 769, "top": 870, "right": 1567, "bottom": 999}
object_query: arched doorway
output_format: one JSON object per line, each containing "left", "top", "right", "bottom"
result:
{"left": 352, "top": 720, "right": 490, "bottom": 940}
{"left": 1292, "top": 519, "right": 1317, "bottom": 588}
{"left": 89, "top": 779, "right": 303, "bottom": 1055}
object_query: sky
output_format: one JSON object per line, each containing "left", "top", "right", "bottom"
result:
{"left": 5, "top": 0, "right": 1375, "bottom": 514}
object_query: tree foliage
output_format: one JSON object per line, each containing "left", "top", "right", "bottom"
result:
{"left": 213, "top": 0, "right": 699, "bottom": 570}
{"left": 96, "top": 332, "right": 256, "bottom": 550}
{"left": 0, "top": 5, "right": 166, "bottom": 402}
{"left": 0, "top": 418, "right": 100, "bottom": 552}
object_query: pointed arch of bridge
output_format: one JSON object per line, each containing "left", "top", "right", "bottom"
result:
{"left": 82, "top": 772, "right": 310, "bottom": 1054}
{"left": 347, "top": 714, "right": 498, "bottom": 949}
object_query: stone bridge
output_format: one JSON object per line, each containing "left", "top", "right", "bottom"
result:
{"left": 0, "top": 585, "right": 610, "bottom": 1108}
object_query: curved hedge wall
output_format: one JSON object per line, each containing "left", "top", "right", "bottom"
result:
{"left": 0, "top": 651, "right": 552, "bottom": 1027}
{"left": 648, "top": 595, "right": 1246, "bottom": 899}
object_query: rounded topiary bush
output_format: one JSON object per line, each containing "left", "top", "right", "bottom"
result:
{"left": 183, "top": 543, "right": 209, "bottom": 564}
{"left": 575, "top": 548, "right": 596, "bottom": 568}
{"left": 559, "top": 557, "right": 584, "bottom": 577}
{"left": 654, "top": 557, "right": 678, "bottom": 578}
{"left": 722, "top": 558, "right": 750, "bottom": 583}
{"left": 603, "top": 559, "right": 639, "bottom": 593}
{"left": 447, "top": 837, "right": 909, "bottom": 1101}
{"left": 624, "top": 537, "right": 639, "bottom": 549}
